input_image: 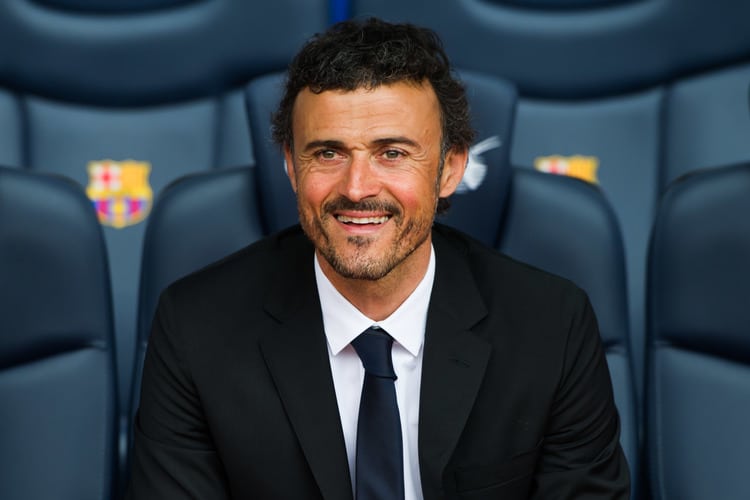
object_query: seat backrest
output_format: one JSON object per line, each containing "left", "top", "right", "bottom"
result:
{"left": 0, "top": 167, "right": 117, "bottom": 500}
{"left": 663, "top": 63, "right": 750, "bottom": 185}
{"left": 244, "top": 72, "right": 298, "bottom": 234}
{"left": 437, "top": 71, "right": 516, "bottom": 246}
{"left": 0, "top": 0, "right": 329, "bottom": 448}
{"left": 646, "top": 164, "right": 750, "bottom": 500}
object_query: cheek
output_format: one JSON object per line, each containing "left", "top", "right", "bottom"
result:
{"left": 296, "top": 175, "right": 337, "bottom": 208}
{"left": 390, "top": 179, "right": 438, "bottom": 214}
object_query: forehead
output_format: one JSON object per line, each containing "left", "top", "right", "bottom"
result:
{"left": 291, "top": 81, "right": 441, "bottom": 143}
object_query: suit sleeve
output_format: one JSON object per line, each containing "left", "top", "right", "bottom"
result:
{"left": 126, "top": 289, "right": 231, "bottom": 500}
{"left": 530, "top": 288, "right": 631, "bottom": 499}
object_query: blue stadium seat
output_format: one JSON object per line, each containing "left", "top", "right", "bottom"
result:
{"left": 244, "top": 72, "right": 298, "bottom": 234}
{"left": 646, "top": 164, "right": 750, "bottom": 500}
{"left": 0, "top": 167, "right": 117, "bottom": 500}
{"left": 245, "top": 68, "right": 639, "bottom": 486}
{"left": 0, "top": 0, "right": 329, "bottom": 470}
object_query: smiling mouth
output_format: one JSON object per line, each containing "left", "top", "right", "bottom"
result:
{"left": 335, "top": 214, "right": 391, "bottom": 225}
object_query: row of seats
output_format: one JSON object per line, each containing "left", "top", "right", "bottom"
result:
{"left": 1, "top": 0, "right": 749, "bottom": 498}
{"left": 5, "top": 151, "right": 748, "bottom": 500}
{"left": 4, "top": 65, "right": 749, "bottom": 499}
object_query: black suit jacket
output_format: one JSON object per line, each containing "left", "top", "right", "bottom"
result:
{"left": 127, "top": 224, "right": 629, "bottom": 499}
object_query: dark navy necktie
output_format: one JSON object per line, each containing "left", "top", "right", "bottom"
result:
{"left": 351, "top": 327, "right": 405, "bottom": 500}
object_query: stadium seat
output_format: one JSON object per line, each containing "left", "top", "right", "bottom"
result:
{"left": 0, "top": 167, "right": 117, "bottom": 500}
{"left": 244, "top": 72, "right": 299, "bottom": 234}
{"left": 245, "top": 68, "right": 639, "bottom": 486}
{"left": 0, "top": 0, "right": 329, "bottom": 470}
{"left": 646, "top": 163, "right": 750, "bottom": 500}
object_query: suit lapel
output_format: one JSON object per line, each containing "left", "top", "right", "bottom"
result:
{"left": 419, "top": 228, "right": 492, "bottom": 499}
{"left": 259, "top": 231, "right": 353, "bottom": 500}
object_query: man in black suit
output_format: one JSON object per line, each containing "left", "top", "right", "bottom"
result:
{"left": 127, "top": 18, "right": 630, "bottom": 499}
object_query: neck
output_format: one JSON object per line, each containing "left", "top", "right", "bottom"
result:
{"left": 317, "top": 240, "right": 432, "bottom": 321}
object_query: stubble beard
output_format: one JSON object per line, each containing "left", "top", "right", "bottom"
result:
{"left": 299, "top": 201, "right": 433, "bottom": 281}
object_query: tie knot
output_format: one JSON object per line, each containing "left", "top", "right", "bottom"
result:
{"left": 352, "top": 327, "right": 397, "bottom": 379}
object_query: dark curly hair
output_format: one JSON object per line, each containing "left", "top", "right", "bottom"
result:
{"left": 271, "top": 17, "right": 475, "bottom": 212}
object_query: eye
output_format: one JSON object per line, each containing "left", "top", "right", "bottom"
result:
{"left": 382, "top": 149, "right": 405, "bottom": 160}
{"left": 318, "top": 149, "right": 338, "bottom": 160}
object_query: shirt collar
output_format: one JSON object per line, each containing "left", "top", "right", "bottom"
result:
{"left": 315, "top": 245, "right": 436, "bottom": 358}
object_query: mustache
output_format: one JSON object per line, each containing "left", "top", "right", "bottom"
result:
{"left": 323, "top": 197, "right": 401, "bottom": 216}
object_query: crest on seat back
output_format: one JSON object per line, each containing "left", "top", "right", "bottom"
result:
{"left": 534, "top": 155, "right": 599, "bottom": 184}
{"left": 86, "top": 160, "right": 153, "bottom": 229}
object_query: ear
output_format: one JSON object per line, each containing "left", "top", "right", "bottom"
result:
{"left": 283, "top": 146, "right": 297, "bottom": 193}
{"left": 438, "top": 146, "right": 469, "bottom": 198}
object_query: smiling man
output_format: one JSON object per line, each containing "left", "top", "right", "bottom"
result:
{"left": 286, "top": 82, "right": 465, "bottom": 319}
{"left": 127, "top": 18, "right": 630, "bottom": 500}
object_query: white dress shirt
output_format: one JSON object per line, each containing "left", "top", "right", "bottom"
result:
{"left": 314, "top": 246, "right": 435, "bottom": 500}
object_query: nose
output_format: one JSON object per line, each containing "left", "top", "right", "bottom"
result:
{"left": 339, "top": 153, "right": 381, "bottom": 202}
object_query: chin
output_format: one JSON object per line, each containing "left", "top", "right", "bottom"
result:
{"left": 328, "top": 256, "right": 395, "bottom": 281}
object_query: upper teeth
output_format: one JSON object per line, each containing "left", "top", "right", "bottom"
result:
{"left": 336, "top": 215, "right": 389, "bottom": 224}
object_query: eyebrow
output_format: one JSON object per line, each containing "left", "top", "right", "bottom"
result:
{"left": 302, "top": 137, "right": 420, "bottom": 152}
{"left": 371, "top": 136, "right": 420, "bottom": 149}
{"left": 301, "top": 140, "right": 346, "bottom": 153}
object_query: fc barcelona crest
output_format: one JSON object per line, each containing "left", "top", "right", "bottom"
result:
{"left": 534, "top": 155, "right": 600, "bottom": 184}
{"left": 86, "top": 160, "right": 153, "bottom": 229}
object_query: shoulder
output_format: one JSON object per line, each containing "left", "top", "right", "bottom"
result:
{"left": 431, "top": 223, "right": 593, "bottom": 359}
{"left": 162, "top": 225, "right": 312, "bottom": 309}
